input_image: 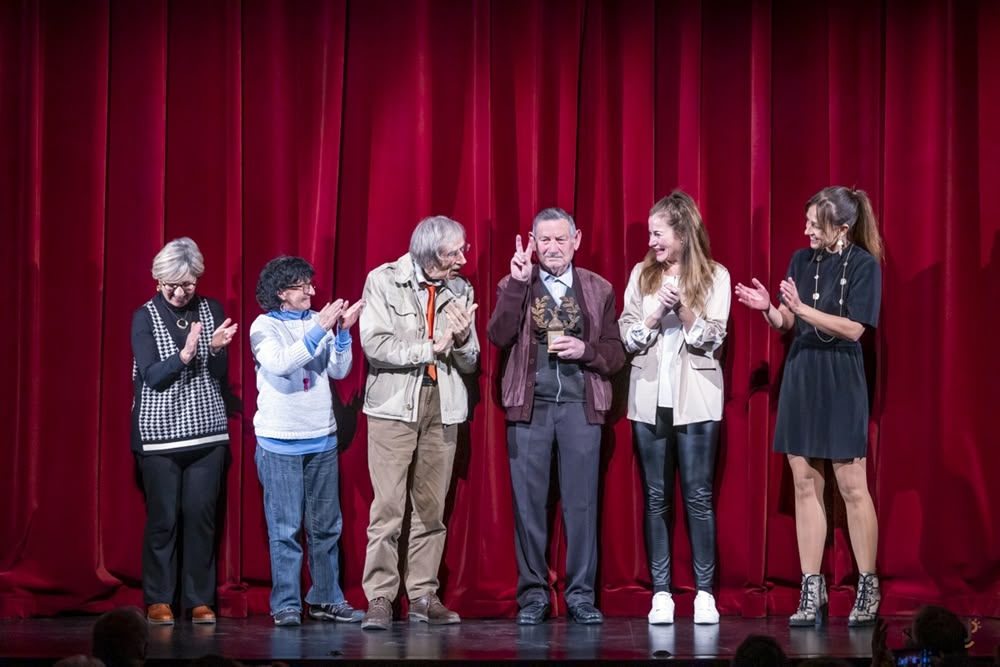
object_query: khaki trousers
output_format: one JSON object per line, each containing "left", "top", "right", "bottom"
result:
{"left": 362, "top": 385, "right": 457, "bottom": 602}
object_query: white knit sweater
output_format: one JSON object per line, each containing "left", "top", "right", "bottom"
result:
{"left": 250, "top": 313, "right": 353, "bottom": 440}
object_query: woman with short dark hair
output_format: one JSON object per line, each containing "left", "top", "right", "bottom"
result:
{"left": 250, "top": 255, "right": 364, "bottom": 626}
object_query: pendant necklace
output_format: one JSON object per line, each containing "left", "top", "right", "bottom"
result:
{"left": 281, "top": 315, "right": 311, "bottom": 391}
{"left": 811, "top": 243, "right": 853, "bottom": 343}
{"left": 176, "top": 308, "right": 195, "bottom": 330}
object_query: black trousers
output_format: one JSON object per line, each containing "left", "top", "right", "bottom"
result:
{"left": 507, "top": 400, "right": 601, "bottom": 609}
{"left": 139, "top": 445, "right": 227, "bottom": 608}
{"left": 633, "top": 408, "right": 720, "bottom": 593}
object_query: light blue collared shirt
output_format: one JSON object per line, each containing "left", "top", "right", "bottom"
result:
{"left": 540, "top": 266, "right": 573, "bottom": 301}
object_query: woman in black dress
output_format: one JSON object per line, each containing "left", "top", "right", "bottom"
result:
{"left": 735, "top": 186, "right": 883, "bottom": 627}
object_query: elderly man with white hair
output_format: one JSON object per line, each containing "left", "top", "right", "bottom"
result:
{"left": 358, "top": 216, "right": 480, "bottom": 631}
{"left": 487, "top": 208, "right": 625, "bottom": 626}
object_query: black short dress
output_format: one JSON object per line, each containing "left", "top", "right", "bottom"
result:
{"left": 772, "top": 245, "right": 881, "bottom": 460}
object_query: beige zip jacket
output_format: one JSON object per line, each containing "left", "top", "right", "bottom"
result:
{"left": 360, "top": 253, "right": 479, "bottom": 424}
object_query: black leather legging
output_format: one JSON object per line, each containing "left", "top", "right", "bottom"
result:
{"left": 633, "top": 408, "right": 720, "bottom": 593}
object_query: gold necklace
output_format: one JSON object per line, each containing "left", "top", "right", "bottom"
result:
{"left": 811, "top": 244, "right": 853, "bottom": 343}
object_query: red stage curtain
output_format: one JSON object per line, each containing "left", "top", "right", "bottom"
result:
{"left": 1, "top": 0, "right": 998, "bottom": 619}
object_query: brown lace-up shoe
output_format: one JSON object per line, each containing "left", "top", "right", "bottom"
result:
{"left": 361, "top": 597, "right": 392, "bottom": 631}
{"left": 147, "top": 603, "right": 174, "bottom": 625}
{"left": 191, "top": 605, "right": 216, "bottom": 624}
{"left": 408, "top": 593, "right": 460, "bottom": 625}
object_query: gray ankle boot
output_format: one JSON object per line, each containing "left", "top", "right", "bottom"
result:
{"left": 847, "top": 573, "right": 881, "bottom": 627}
{"left": 789, "top": 573, "right": 828, "bottom": 627}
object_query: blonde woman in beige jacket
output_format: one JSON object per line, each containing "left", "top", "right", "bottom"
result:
{"left": 618, "top": 190, "right": 730, "bottom": 626}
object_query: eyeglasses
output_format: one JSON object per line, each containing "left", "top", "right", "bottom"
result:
{"left": 285, "top": 282, "right": 316, "bottom": 292}
{"left": 442, "top": 243, "right": 471, "bottom": 259}
{"left": 160, "top": 280, "right": 197, "bottom": 293}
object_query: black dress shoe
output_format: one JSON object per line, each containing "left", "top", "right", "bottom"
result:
{"left": 516, "top": 601, "right": 550, "bottom": 625}
{"left": 567, "top": 602, "right": 604, "bottom": 625}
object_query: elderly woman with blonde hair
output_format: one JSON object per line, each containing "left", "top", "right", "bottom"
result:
{"left": 130, "top": 237, "right": 238, "bottom": 625}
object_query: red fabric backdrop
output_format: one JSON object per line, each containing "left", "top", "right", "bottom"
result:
{"left": 1, "top": 0, "right": 998, "bottom": 619}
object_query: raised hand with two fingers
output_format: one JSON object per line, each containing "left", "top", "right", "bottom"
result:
{"left": 510, "top": 234, "right": 535, "bottom": 282}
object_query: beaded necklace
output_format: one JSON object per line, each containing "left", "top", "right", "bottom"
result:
{"left": 810, "top": 243, "right": 853, "bottom": 343}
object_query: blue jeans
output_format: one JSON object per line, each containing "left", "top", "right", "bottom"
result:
{"left": 255, "top": 445, "right": 345, "bottom": 615}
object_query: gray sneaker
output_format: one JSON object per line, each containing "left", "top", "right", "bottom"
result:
{"left": 273, "top": 608, "right": 302, "bottom": 626}
{"left": 309, "top": 601, "right": 364, "bottom": 623}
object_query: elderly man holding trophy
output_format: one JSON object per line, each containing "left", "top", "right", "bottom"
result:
{"left": 486, "top": 207, "right": 625, "bottom": 626}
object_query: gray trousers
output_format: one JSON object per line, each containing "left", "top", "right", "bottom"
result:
{"left": 506, "top": 400, "right": 601, "bottom": 609}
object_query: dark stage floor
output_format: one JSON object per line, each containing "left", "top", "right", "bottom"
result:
{"left": 2, "top": 615, "right": 998, "bottom": 665}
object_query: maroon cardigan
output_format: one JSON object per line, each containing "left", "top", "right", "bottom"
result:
{"left": 486, "top": 265, "right": 625, "bottom": 424}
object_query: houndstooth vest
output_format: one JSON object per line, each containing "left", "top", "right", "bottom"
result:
{"left": 132, "top": 298, "right": 229, "bottom": 454}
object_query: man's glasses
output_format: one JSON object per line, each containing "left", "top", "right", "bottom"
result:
{"left": 442, "top": 243, "right": 471, "bottom": 259}
{"left": 285, "top": 282, "right": 316, "bottom": 292}
{"left": 160, "top": 281, "right": 197, "bottom": 293}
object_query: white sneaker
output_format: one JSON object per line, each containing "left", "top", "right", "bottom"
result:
{"left": 693, "top": 591, "right": 719, "bottom": 624}
{"left": 648, "top": 591, "right": 674, "bottom": 624}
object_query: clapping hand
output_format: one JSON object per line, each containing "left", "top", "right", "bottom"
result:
{"left": 444, "top": 301, "right": 478, "bottom": 346}
{"left": 338, "top": 299, "right": 365, "bottom": 330}
{"left": 778, "top": 277, "right": 803, "bottom": 314}
{"left": 432, "top": 326, "right": 456, "bottom": 356}
{"left": 735, "top": 278, "right": 772, "bottom": 311}
{"left": 317, "top": 299, "right": 347, "bottom": 331}
{"left": 180, "top": 321, "right": 203, "bottom": 364}
{"left": 654, "top": 282, "right": 681, "bottom": 315}
{"left": 210, "top": 318, "right": 238, "bottom": 354}
{"left": 643, "top": 278, "right": 681, "bottom": 329}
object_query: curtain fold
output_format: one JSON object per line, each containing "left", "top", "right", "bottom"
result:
{"left": 2, "top": 0, "right": 998, "bottom": 619}
{"left": 98, "top": 0, "right": 169, "bottom": 612}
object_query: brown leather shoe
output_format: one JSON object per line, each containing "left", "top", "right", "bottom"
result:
{"left": 191, "top": 605, "right": 216, "bottom": 624}
{"left": 361, "top": 597, "right": 392, "bottom": 631}
{"left": 408, "top": 593, "right": 460, "bottom": 625}
{"left": 147, "top": 603, "right": 174, "bottom": 625}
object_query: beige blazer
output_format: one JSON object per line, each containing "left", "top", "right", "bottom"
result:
{"left": 618, "top": 261, "right": 730, "bottom": 426}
